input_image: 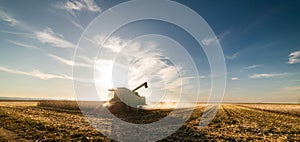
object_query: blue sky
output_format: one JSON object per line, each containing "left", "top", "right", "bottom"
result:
{"left": 0, "top": 0, "right": 299, "bottom": 103}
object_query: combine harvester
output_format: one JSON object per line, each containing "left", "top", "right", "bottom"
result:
{"left": 107, "top": 82, "right": 148, "bottom": 113}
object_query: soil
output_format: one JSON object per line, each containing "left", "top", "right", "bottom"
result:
{"left": 0, "top": 128, "right": 31, "bottom": 142}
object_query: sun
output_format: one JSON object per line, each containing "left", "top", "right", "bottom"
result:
{"left": 94, "top": 60, "right": 114, "bottom": 101}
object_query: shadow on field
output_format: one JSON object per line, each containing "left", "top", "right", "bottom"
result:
{"left": 161, "top": 125, "right": 208, "bottom": 141}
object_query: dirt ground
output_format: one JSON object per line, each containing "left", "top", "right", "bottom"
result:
{"left": 0, "top": 103, "right": 299, "bottom": 141}
{"left": 0, "top": 128, "right": 31, "bottom": 142}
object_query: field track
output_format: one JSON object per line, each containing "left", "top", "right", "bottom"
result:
{"left": 0, "top": 103, "right": 299, "bottom": 141}
{"left": 0, "top": 128, "right": 31, "bottom": 142}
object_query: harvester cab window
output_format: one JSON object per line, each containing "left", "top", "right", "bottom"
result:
{"left": 108, "top": 91, "right": 114, "bottom": 100}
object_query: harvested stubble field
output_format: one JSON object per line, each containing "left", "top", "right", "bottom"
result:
{"left": 0, "top": 102, "right": 299, "bottom": 141}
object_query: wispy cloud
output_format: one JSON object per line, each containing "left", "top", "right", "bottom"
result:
{"left": 82, "top": 0, "right": 101, "bottom": 12}
{"left": 85, "top": 34, "right": 198, "bottom": 101}
{"left": 48, "top": 54, "right": 74, "bottom": 66}
{"left": 0, "top": 10, "right": 19, "bottom": 26}
{"left": 288, "top": 50, "right": 300, "bottom": 64}
{"left": 243, "top": 64, "right": 263, "bottom": 70}
{"left": 201, "top": 30, "right": 231, "bottom": 46}
{"left": 90, "top": 34, "right": 127, "bottom": 52}
{"left": 182, "top": 75, "right": 206, "bottom": 80}
{"left": 226, "top": 52, "right": 239, "bottom": 60}
{"left": 249, "top": 73, "right": 287, "bottom": 79}
{"left": 218, "top": 30, "right": 231, "bottom": 41}
{"left": 57, "top": 0, "right": 101, "bottom": 15}
{"left": 35, "top": 27, "right": 76, "bottom": 48}
{"left": 231, "top": 77, "right": 239, "bottom": 81}
{"left": 201, "top": 37, "right": 218, "bottom": 46}
{"left": 70, "top": 19, "right": 84, "bottom": 31}
{"left": 1, "top": 30, "right": 35, "bottom": 38}
{"left": 1, "top": 13, "right": 76, "bottom": 49}
{"left": 0, "top": 66, "right": 72, "bottom": 80}
{"left": 8, "top": 40, "right": 41, "bottom": 50}
{"left": 48, "top": 54, "right": 94, "bottom": 69}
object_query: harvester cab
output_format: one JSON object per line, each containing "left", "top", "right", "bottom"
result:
{"left": 107, "top": 82, "right": 148, "bottom": 113}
